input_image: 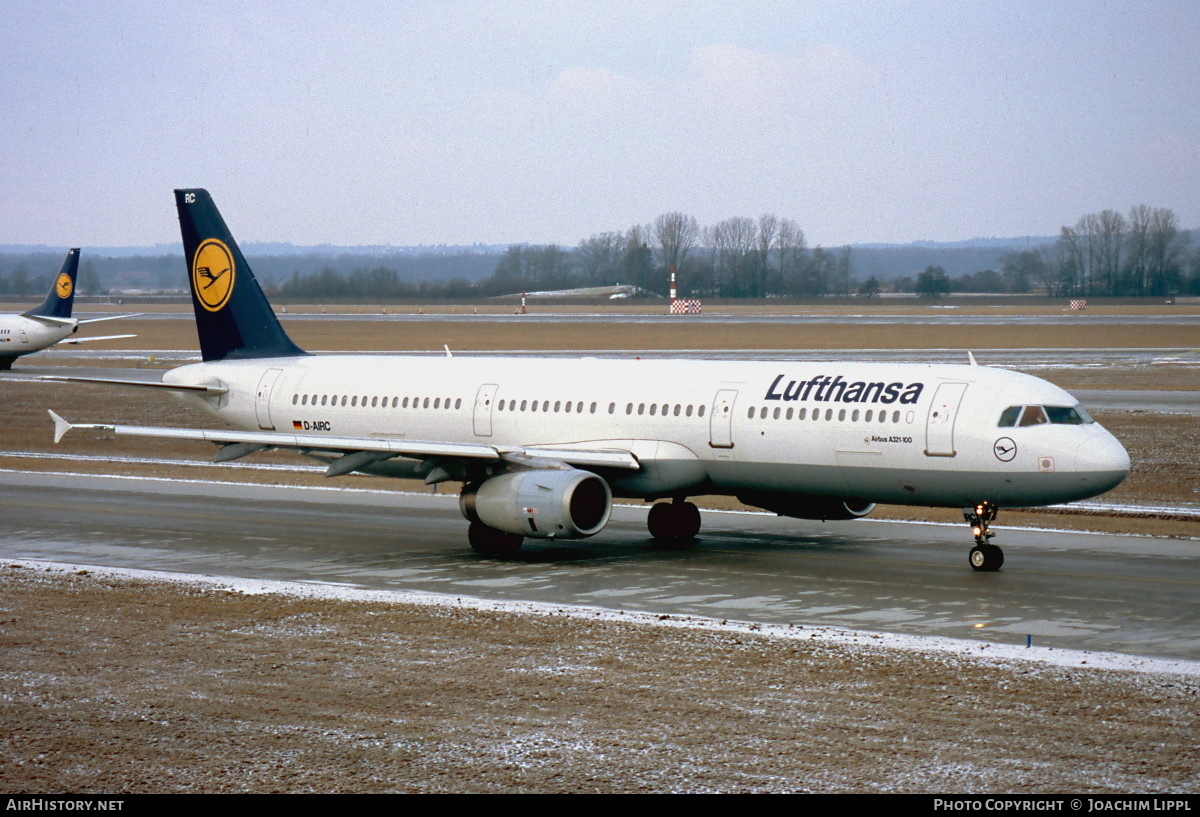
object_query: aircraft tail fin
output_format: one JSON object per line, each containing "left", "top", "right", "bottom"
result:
{"left": 25, "top": 248, "right": 80, "bottom": 319}
{"left": 174, "top": 189, "right": 305, "bottom": 362}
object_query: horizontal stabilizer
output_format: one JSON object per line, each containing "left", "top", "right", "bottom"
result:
{"left": 78, "top": 313, "right": 143, "bottom": 325}
{"left": 64, "top": 334, "right": 137, "bottom": 345}
{"left": 21, "top": 314, "right": 74, "bottom": 327}
{"left": 40, "top": 375, "right": 227, "bottom": 394}
{"left": 49, "top": 410, "right": 73, "bottom": 444}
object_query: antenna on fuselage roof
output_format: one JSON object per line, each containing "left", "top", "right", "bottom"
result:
{"left": 444, "top": 344, "right": 453, "bottom": 358}
{"left": 968, "top": 351, "right": 978, "bottom": 366}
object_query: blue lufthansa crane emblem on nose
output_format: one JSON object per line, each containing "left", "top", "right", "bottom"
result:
{"left": 993, "top": 437, "right": 1017, "bottom": 462}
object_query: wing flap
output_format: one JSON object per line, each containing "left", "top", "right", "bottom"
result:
{"left": 508, "top": 446, "right": 640, "bottom": 470}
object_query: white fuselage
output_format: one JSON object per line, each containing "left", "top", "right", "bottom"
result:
{"left": 0, "top": 314, "right": 76, "bottom": 359}
{"left": 163, "top": 353, "right": 1129, "bottom": 509}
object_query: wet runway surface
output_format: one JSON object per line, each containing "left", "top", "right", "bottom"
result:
{"left": 1, "top": 470, "right": 1196, "bottom": 661}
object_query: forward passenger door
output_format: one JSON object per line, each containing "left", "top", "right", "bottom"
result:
{"left": 709, "top": 388, "right": 738, "bottom": 449}
{"left": 924, "top": 382, "right": 968, "bottom": 457}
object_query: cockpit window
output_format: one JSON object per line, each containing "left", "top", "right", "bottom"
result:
{"left": 1045, "top": 405, "right": 1093, "bottom": 425}
{"left": 1001, "top": 404, "right": 1095, "bottom": 428}
{"left": 1018, "top": 405, "right": 1048, "bottom": 427}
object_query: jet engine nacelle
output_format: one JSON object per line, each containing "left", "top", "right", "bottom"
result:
{"left": 737, "top": 491, "right": 876, "bottom": 521}
{"left": 460, "top": 469, "right": 612, "bottom": 539}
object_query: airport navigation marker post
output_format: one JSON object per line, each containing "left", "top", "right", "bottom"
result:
{"left": 668, "top": 266, "right": 702, "bottom": 315}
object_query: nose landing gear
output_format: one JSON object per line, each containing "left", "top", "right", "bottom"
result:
{"left": 964, "top": 502, "right": 1004, "bottom": 571}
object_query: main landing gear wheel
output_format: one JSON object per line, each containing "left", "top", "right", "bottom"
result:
{"left": 964, "top": 502, "right": 1004, "bottom": 572}
{"left": 647, "top": 500, "right": 701, "bottom": 546}
{"left": 468, "top": 522, "right": 523, "bottom": 557}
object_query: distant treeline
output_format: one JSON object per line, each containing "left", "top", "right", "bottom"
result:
{"left": 0, "top": 252, "right": 498, "bottom": 297}
{"left": 1, "top": 206, "right": 1195, "bottom": 300}
{"left": 278, "top": 207, "right": 1196, "bottom": 300}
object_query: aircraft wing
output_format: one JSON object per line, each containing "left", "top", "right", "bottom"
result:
{"left": 78, "top": 313, "right": 143, "bottom": 324}
{"left": 48, "top": 411, "right": 641, "bottom": 478}
{"left": 63, "top": 334, "right": 137, "bottom": 344}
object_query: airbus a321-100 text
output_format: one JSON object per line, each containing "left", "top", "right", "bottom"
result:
{"left": 0, "top": 249, "right": 136, "bottom": 369}
{"left": 48, "top": 190, "right": 1130, "bottom": 571}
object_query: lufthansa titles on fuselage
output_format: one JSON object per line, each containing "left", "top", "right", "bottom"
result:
{"left": 764, "top": 373, "right": 924, "bottom": 405}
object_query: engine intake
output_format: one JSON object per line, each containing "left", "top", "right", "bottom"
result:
{"left": 737, "top": 491, "right": 876, "bottom": 521}
{"left": 461, "top": 469, "right": 612, "bottom": 539}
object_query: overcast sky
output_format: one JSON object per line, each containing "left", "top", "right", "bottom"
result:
{"left": 2, "top": 1, "right": 1197, "bottom": 249}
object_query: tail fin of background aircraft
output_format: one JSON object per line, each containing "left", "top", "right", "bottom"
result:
{"left": 25, "top": 248, "right": 80, "bottom": 319}
{"left": 174, "top": 189, "right": 305, "bottom": 362}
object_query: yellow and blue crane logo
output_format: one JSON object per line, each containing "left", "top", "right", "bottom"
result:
{"left": 191, "top": 238, "right": 236, "bottom": 313}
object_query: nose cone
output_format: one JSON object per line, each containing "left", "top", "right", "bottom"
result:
{"left": 1075, "top": 428, "right": 1131, "bottom": 497}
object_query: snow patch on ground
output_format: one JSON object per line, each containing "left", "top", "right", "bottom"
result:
{"left": 13, "top": 558, "right": 1199, "bottom": 679}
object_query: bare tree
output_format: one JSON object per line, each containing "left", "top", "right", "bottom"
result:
{"left": 1054, "top": 225, "right": 1085, "bottom": 296}
{"left": 620, "top": 225, "right": 657, "bottom": 293}
{"left": 998, "top": 250, "right": 1041, "bottom": 293}
{"left": 528, "top": 244, "right": 574, "bottom": 290}
{"left": 576, "top": 232, "right": 623, "bottom": 286}
{"left": 706, "top": 217, "right": 757, "bottom": 296}
{"left": 831, "top": 246, "right": 854, "bottom": 297}
{"left": 775, "top": 219, "right": 806, "bottom": 296}
{"left": 755, "top": 214, "right": 779, "bottom": 297}
{"left": 803, "top": 246, "right": 830, "bottom": 297}
{"left": 652, "top": 212, "right": 699, "bottom": 283}
{"left": 1146, "top": 207, "right": 1186, "bottom": 296}
{"left": 1094, "top": 209, "right": 1126, "bottom": 295}
{"left": 1055, "top": 205, "right": 1187, "bottom": 297}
